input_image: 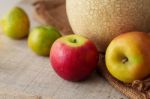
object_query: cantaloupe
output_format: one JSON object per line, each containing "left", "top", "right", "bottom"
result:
{"left": 66, "top": 0, "right": 150, "bottom": 52}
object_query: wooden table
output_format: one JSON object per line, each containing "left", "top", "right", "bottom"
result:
{"left": 0, "top": 1, "right": 127, "bottom": 99}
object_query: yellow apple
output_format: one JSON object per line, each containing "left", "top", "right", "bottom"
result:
{"left": 105, "top": 32, "right": 150, "bottom": 83}
{"left": 0, "top": 7, "right": 30, "bottom": 39}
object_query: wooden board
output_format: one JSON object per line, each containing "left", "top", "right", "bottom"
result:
{"left": 0, "top": 1, "right": 127, "bottom": 99}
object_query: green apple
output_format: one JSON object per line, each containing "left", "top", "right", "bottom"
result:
{"left": 28, "top": 26, "right": 61, "bottom": 56}
{"left": 105, "top": 32, "right": 150, "bottom": 83}
{"left": 0, "top": 7, "right": 30, "bottom": 39}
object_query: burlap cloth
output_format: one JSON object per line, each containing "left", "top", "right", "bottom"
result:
{"left": 33, "top": 0, "right": 150, "bottom": 98}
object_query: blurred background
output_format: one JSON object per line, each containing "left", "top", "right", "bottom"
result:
{"left": 0, "top": 0, "right": 39, "bottom": 28}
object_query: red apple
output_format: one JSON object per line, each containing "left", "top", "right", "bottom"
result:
{"left": 50, "top": 34, "right": 99, "bottom": 81}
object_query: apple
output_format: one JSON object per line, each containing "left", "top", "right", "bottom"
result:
{"left": 28, "top": 26, "right": 61, "bottom": 56}
{"left": 50, "top": 34, "right": 99, "bottom": 81}
{"left": 0, "top": 7, "right": 30, "bottom": 39}
{"left": 105, "top": 32, "right": 150, "bottom": 83}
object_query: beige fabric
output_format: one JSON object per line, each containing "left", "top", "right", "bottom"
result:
{"left": 0, "top": 95, "right": 39, "bottom": 99}
{"left": 0, "top": 88, "right": 40, "bottom": 99}
{"left": 33, "top": 0, "right": 72, "bottom": 35}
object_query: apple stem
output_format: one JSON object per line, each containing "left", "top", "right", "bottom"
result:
{"left": 72, "top": 39, "right": 77, "bottom": 43}
{"left": 122, "top": 57, "right": 128, "bottom": 64}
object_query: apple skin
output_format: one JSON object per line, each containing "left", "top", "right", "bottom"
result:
{"left": 50, "top": 35, "right": 99, "bottom": 81}
{"left": 28, "top": 26, "right": 61, "bottom": 56}
{"left": 106, "top": 32, "right": 150, "bottom": 83}
{"left": 0, "top": 7, "right": 30, "bottom": 39}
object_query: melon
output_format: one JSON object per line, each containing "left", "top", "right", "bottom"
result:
{"left": 66, "top": 0, "right": 150, "bottom": 52}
